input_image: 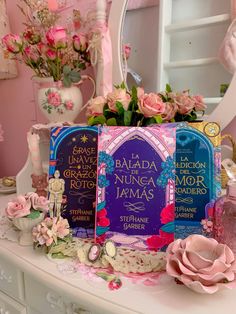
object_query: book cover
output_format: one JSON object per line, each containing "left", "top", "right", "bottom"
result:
{"left": 49, "top": 126, "right": 98, "bottom": 237}
{"left": 175, "top": 122, "right": 221, "bottom": 238}
{"left": 95, "top": 125, "right": 176, "bottom": 251}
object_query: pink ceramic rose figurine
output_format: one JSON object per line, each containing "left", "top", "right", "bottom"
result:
{"left": 32, "top": 217, "right": 70, "bottom": 248}
{"left": 166, "top": 235, "right": 236, "bottom": 294}
{"left": 6, "top": 195, "right": 31, "bottom": 218}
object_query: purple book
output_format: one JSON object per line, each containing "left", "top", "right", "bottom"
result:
{"left": 49, "top": 126, "right": 98, "bottom": 238}
{"left": 95, "top": 126, "right": 176, "bottom": 251}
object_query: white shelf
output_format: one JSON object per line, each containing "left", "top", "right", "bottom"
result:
{"left": 164, "top": 57, "right": 218, "bottom": 69}
{"left": 165, "top": 13, "right": 230, "bottom": 33}
{"left": 203, "top": 97, "right": 222, "bottom": 105}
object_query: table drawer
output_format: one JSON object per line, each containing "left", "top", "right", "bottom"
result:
{"left": 0, "top": 290, "right": 26, "bottom": 314}
{"left": 25, "top": 275, "right": 92, "bottom": 314}
{"left": 0, "top": 256, "right": 24, "bottom": 302}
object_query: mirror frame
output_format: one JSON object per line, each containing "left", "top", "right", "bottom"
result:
{"left": 108, "top": 0, "right": 236, "bottom": 129}
{"left": 108, "top": 0, "right": 128, "bottom": 86}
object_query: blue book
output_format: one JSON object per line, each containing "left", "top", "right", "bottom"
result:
{"left": 175, "top": 122, "right": 221, "bottom": 238}
{"left": 49, "top": 126, "right": 98, "bottom": 238}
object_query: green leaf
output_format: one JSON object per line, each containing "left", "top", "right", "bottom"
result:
{"left": 166, "top": 84, "right": 172, "bottom": 93}
{"left": 106, "top": 118, "right": 117, "bottom": 126}
{"left": 124, "top": 111, "right": 132, "bottom": 126}
{"left": 63, "top": 65, "right": 71, "bottom": 75}
{"left": 96, "top": 272, "right": 116, "bottom": 282}
{"left": 131, "top": 86, "right": 138, "bottom": 102}
{"left": 68, "top": 70, "right": 81, "bottom": 83}
{"left": 88, "top": 115, "right": 106, "bottom": 126}
{"left": 103, "top": 103, "right": 109, "bottom": 116}
{"left": 115, "top": 101, "right": 125, "bottom": 116}
{"left": 87, "top": 116, "right": 94, "bottom": 126}
{"left": 128, "top": 99, "right": 138, "bottom": 112}
{"left": 26, "top": 211, "right": 41, "bottom": 220}
{"left": 63, "top": 76, "right": 72, "bottom": 87}
{"left": 154, "top": 115, "right": 163, "bottom": 124}
{"left": 120, "top": 81, "right": 126, "bottom": 89}
{"left": 144, "top": 117, "right": 156, "bottom": 126}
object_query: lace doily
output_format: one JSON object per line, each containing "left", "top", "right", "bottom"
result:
{"left": 0, "top": 208, "right": 19, "bottom": 242}
{"left": 50, "top": 238, "right": 166, "bottom": 274}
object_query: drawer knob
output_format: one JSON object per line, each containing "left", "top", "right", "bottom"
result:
{"left": 46, "top": 292, "right": 91, "bottom": 314}
{"left": 0, "top": 268, "right": 12, "bottom": 284}
{"left": 0, "top": 308, "right": 9, "bottom": 314}
{"left": 67, "top": 303, "right": 91, "bottom": 314}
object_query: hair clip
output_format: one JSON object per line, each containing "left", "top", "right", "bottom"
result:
{"left": 87, "top": 240, "right": 117, "bottom": 263}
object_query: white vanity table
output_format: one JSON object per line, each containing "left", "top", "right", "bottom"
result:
{"left": 0, "top": 194, "right": 236, "bottom": 314}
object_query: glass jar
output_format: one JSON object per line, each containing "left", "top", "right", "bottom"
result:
{"left": 214, "top": 181, "right": 236, "bottom": 253}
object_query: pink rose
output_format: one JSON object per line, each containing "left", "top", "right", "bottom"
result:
{"left": 46, "top": 26, "right": 67, "bottom": 49}
{"left": 55, "top": 218, "right": 70, "bottom": 238}
{"left": 73, "top": 33, "right": 87, "bottom": 52}
{"left": 123, "top": 43, "right": 131, "bottom": 60}
{"left": 2, "top": 34, "right": 22, "bottom": 53}
{"left": 32, "top": 223, "right": 54, "bottom": 246}
{"left": 5, "top": 195, "right": 31, "bottom": 218}
{"left": 162, "top": 102, "right": 178, "bottom": 121}
{"left": 107, "top": 89, "right": 131, "bottom": 111}
{"left": 26, "top": 192, "right": 49, "bottom": 212}
{"left": 65, "top": 100, "right": 74, "bottom": 110}
{"left": 46, "top": 49, "right": 57, "bottom": 61}
{"left": 23, "top": 28, "right": 41, "bottom": 44}
{"left": 86, "top": 96, "right": 106, "bottom": 116}
{"left": 192, "top": 95, "right": 206, "bottom": 112}
{"left": 138, "top": 93, "right": 165, "bottom": 117}
{"left": 137, "top": 87, "right": 145, "bottom": 98}
{"left": 174, "top": 92, "right": 195, "bottom": 115}
{"left": 24, "top": 45, "right": 40, "bottom": 63}
{"left": 166, "top": 235, "right": 236, "bottom": 294}
{"left": 37, "top": 42, "right": 48, "bottom": 54}
{"left": 47, "top": 91, "right": 61, "bottom": 107}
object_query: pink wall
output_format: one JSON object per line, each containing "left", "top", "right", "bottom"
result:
{"left": 0, "top": 1, "right": 235, "bottom": 177}
{"left": 0, "top": 1, "right": 94, "bottom": 177}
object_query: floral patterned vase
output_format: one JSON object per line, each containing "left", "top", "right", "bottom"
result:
{"left": 35, "top": 76, "right": 95, "bottom": 123}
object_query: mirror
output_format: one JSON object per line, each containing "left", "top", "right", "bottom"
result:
{"left": 109, "top": 0, "right": 235, "bottom": 128}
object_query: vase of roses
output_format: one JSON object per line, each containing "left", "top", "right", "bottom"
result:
{"left": 5, "top": 192, "right": 49, "bottom": 246}
{"left": 86, "top": 83, "right": 206, "bottom": 126}
{"left": 2, "top": 1, "right": 95, "bottom": 123}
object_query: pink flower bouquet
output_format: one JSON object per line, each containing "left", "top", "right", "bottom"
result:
{"left": 5, "top": 192, "right": 49, "bottom": 219}
{"left": 86, "top": 84, "right": 206, "bottom": 126}
{"left": 2, "top": 1, "right": 91, "bottom": 87}
{"left": 166, "top": 235, "right": 236, "bottom": 294}
{"left": 32, "top": 216, "right": 71, "bottom": 252}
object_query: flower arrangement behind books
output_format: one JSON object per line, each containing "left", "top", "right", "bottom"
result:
{"left": 1, "top": 0, "right": 95, "bottom": 123}
{"left": 86, "top": 84, "right": 206, "bottom": 126}
{"left": 5, "top": 192, "right": 49, "bottom": 245}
